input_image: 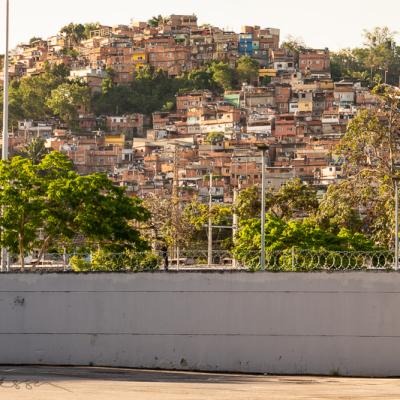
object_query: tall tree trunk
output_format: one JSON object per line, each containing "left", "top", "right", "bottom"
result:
{"left": 19, "top": 234, "right": 24, "bottom": 271}
{"left": 33, "top": 236, "right": 51, "bottom": 267}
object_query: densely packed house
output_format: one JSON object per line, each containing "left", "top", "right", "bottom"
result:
{"left": 2, "top": 14, "right": 380, "bottom": 205}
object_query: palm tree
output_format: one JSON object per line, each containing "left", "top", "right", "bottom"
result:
{"left": 148, "top": 15, "right": 165, "bottom": 28}
{"left": 18, "top": 138, "right": 49, "bottom": 164}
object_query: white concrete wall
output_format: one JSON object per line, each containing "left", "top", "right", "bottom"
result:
{"left": 1, "top": 272, "right": 400, "bottom": 376}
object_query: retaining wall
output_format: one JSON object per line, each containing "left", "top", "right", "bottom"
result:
{"left": 0, "top": 271, "right": 399, "bottom": 376}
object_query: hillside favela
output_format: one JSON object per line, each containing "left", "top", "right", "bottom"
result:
{"left": 1, "top": 14, "right": 399, "bottom": 271}
{"left": 5, "top": 2, "right": 400, "bottom": 398}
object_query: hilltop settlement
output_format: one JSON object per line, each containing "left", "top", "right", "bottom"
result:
{"left": 0, "top": 15, "right": 384, "bottom": 206}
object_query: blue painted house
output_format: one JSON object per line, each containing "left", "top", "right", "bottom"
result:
{"left": 239, "top": 33, "right": 254, "bottom": 56}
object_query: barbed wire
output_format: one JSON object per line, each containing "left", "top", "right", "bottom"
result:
{"left": 0, "top": 249, "right": 397, "bottom": 272}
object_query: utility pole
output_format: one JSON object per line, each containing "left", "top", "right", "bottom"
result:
{"left": 172, "top": 146, "right": 180, "bottom": 268}
{"left": 256, "top": 144, "right": 269, "bottom": 271}
{"left": 260, "top": 149, "right": 266, "bottom": 270}
{"left": 1, "top": 0, "right": 10, "bottom": 271}
{"left": 207, "top": 170, "right": 213, "bottom": 267}
{"left": 232, "top": 178, "right": 241, "bottom": 268}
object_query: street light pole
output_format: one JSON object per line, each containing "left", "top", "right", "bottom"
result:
{"left": 260, "top": 148, "right": 266, "bottom": 270}
{"left": 232, "top": 176, "right": 242, "bottom": 269}
{"left": 1, "top": 0, "right": 10, "bottom": 271}
{"left": 2, "top": 0, "right": 9, "bottom": 161}
{"left": 256, "top": 144, "right": 269, "bottom": 270}
{"left": 207, "top": 171, "right": 213, "bottom": 267}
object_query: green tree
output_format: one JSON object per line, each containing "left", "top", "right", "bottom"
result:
{"left": 182, "top": 201, "right": 233, "bottom": 250}
{"left": 62, "top": 48, "right": 80, "bottom": 59}
{"left": 143, "top": 195, "right": 195, "bottom": 251}
{"left": 318, "top": 84, "right": 400, "bottom": 245}
{"left": 0, "top": 152, "right": 150, "bottom": 268}
{"left": 92, "top": 65, "right": 232, "bottom": 117}
{"left": 235, "top": 185, "right": 260, "bottom": 220}
{"left": 235, "top": 179, "right": 319, "bottom": 222}
{"left": 330, "top": 27, "right": 400, "bottom": 85}
{"left": 60, "top": 23, "right": 86, "bottom": 45}
{"left": 363, "top": 27, "right": 395, "bottom": 72}
{"left": 47, "top": 82, "right": 91, "bottom": 128}
{"left": 102, "top": 67, "right": 116, "bottom": 95}
{"left": 93, "top": 67, "right": 191, "bottom": 116}
{"left": 83, "top": 22, "right": 100, "bottom": 39}
{"left": 17, "top": 137, "right": 49, "bottom": 164}
{"left": 143, "top": 196, "right": 233, "bottom": 252}
{"left": 208, "top": 62, "right": 236, "bottom": 91}
{"left": 47, "top": 171, "right": 150, "bottom": 252}
{"left": 281, "top": 35, "right": 307, "bottom": 64}
{"left": 162, "top": 101, "right": 175, "bottom": 112}
{"left": 266, "top": 178, "right": 319, "bottom": 220}
{"left": 148, "top": 15, "right": 165, "bottom": 27}
{"left": 330, "top": 48, "right": 369, "bottom": 82}
{"left": 237, "top": 56, "right": 260, "bottom": 85}
{"left": 281, "top": 35, "right": 308, "bottom": 54}
{"left": 0, "top": 63, "right": 70, "bottom": 129}
{"left": 0, "top": 157, "right": 45, "bottom": 268}
{"left": 233, "top": 215, "right": 375, "bottom": 270}
{"left": 187, "top": 69, "right": 217, "bottom": 91}
{"left": 260, "top": 76, "right": 272, "bottom": 86}
{"left": 205, "top": 131, "right": 225, "bottom": 144}
{"left": 70, "top": 249, "right": 160, "bottom": 272}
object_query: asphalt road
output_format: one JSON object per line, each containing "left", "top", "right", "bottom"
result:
{"left": 1, "top": 366, "right": 400, "bottom": 399}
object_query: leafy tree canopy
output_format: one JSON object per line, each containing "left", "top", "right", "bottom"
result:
{"left": 148, "top": 15, "right": 166, "bottom": 27}
{"left": 318, "top": 85, "right": 400, "bottom": 245}
{"left": 205, "top": 131, "right": 225, "bottom": 144}
{"left": 46, "top": 82, "right": 91, "bottom": 128}
{"left": 0, "top": 152, "right": 150, "bottom": 268}
{"left": 235, "top": 179, "right": 319, "bottom": 221}
{"left": 0, "top": 63, "right": 70, "bottom": 129}
{"left": 330, "top": 27, "right": 400, "bottom": 85}
{"left": 233, "top": 215, "right": 376, "bottom": 270}
{"left": 15, "top": 137, "right": 49, "bottom": 164}
{"left": 237, "top": 56, "right": 260, "bottom": 85}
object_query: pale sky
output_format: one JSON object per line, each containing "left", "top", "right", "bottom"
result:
{"left": 0, "top": 0, "right": 399, "bottom": 52}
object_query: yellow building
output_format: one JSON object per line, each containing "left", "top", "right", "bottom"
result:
{"left": 259, "top": 68, "right": 277, "bottom": 77}
{"left": 132, "top": 50, "right": 148, "bottom": 72}
{"left": 105, "top": 134, "right": 125, "bottom": 147}
{"left": 298, "top": 100, "right": 313, "bottom": 113}
{"left": 318, "top": 80, "right": 334, "bottom": 90}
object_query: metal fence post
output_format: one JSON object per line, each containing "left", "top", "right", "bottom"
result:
{"left": 63, "top": 247, "right": 67, "bottom": 271}
{"left": 291, "top": 247, "right": 295, "bottom": 271}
